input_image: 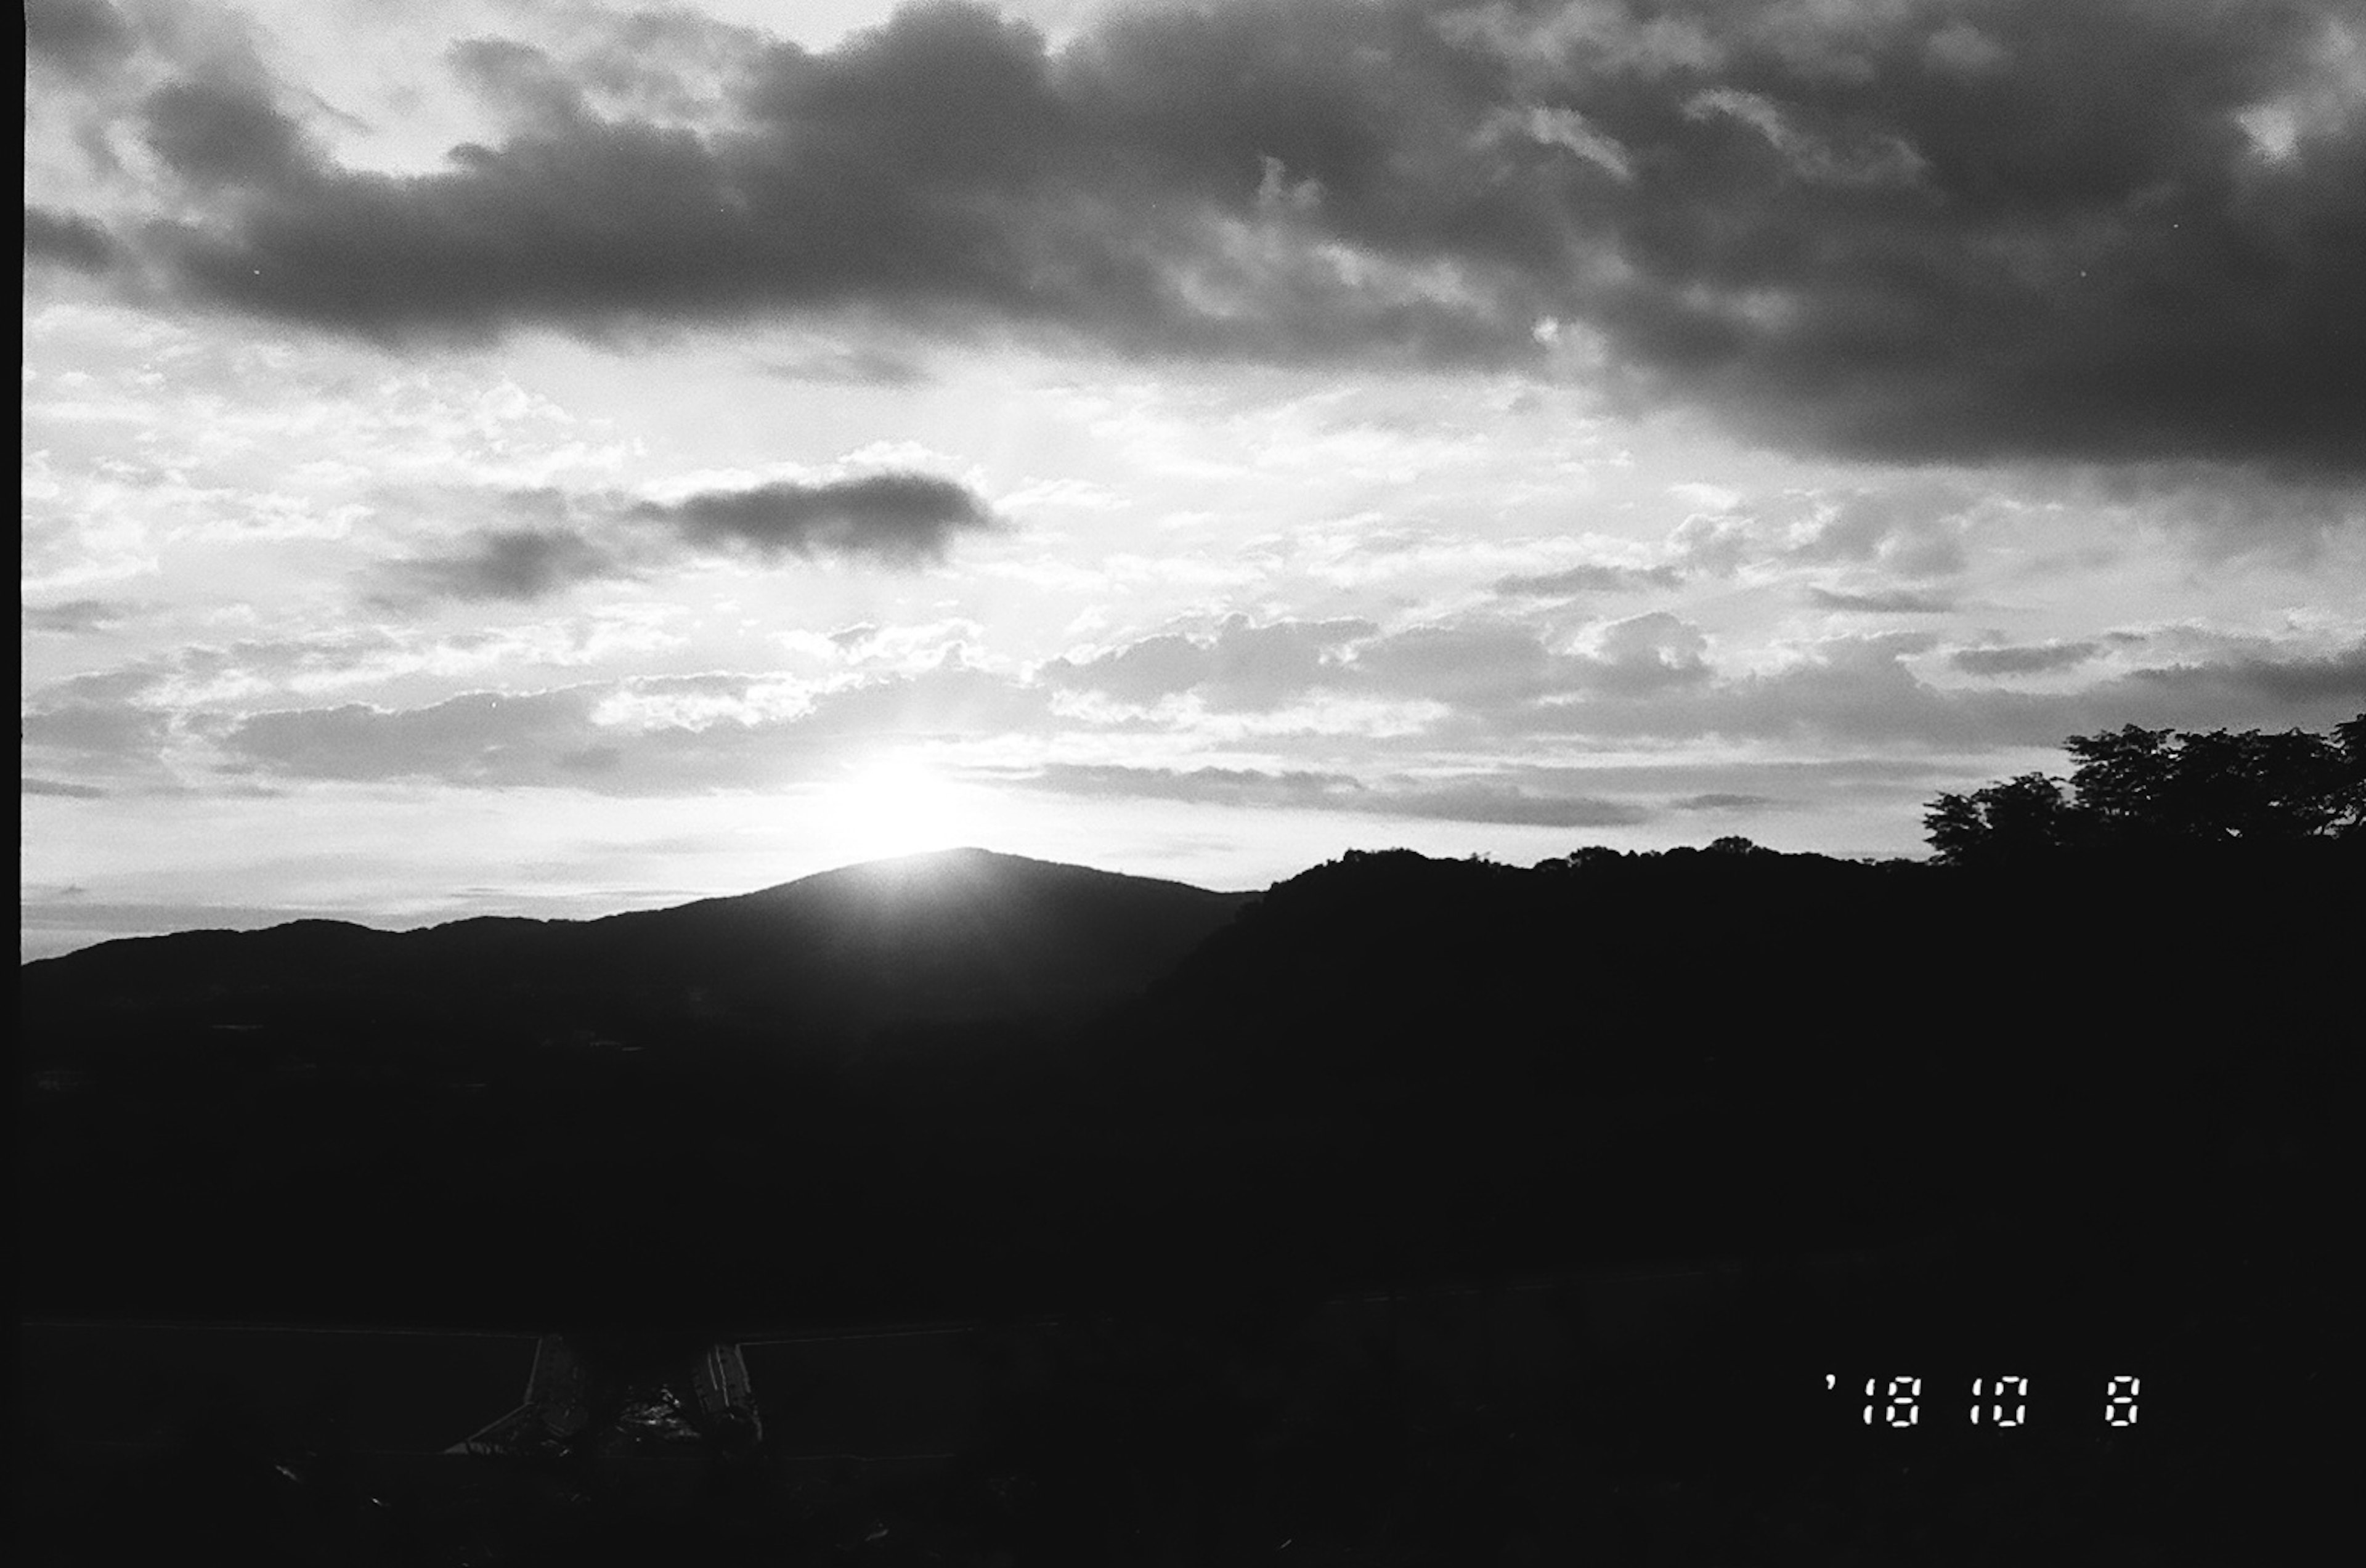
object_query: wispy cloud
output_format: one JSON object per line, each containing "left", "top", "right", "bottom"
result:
{"left": 1951, "top": 641, "right": 2104, "bottom": 676}
{"left": 1809, "top": 587, "right": 1957, "bottom": 614}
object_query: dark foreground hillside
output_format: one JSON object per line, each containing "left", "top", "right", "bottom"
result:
{"left": 17, "top": 841, "right": 2354, "bottom": 1562}
{"left": 18, "top": 840, "right": 2354, "bottom": 1326}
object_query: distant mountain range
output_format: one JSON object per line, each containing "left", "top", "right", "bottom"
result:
{"left": 18, "top": 847, "right": 1254, "bottom": 1054}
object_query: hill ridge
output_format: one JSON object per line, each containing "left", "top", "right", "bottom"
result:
{"left": 18, "top": 846, "right": 1256, "bottom": 1053}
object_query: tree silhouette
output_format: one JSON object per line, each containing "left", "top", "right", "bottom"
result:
{"left": 1922, "top": 771, "right": 2075, "bottom": 864}
{"left": 1925, "top": 715, "right": 2365, "bottom": 863}
{"left": 2060, "top": 724, "right": 2178, "bottom": 835}
{"left": 2337, "top": 715, "right": 2366, "bottom": 835}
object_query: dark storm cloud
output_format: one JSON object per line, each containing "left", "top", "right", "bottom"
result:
{"left": 112, "top": 0, "right": 2366, "bottom": 477}
{"left": 1535, "top": 0, "right": 2366, "bottom": 475}
{"left": 639, "top": 473, "right": 998, "bottom": 566}
{"left": 1952, "top": 641, "right": 2104, "bottom": 676}
{"left": 134, "top": 0, "right": 1537, "bottom": 357}
{"left": 140, "top": 77, "right": 312, "bottom": 187}
{"left": 25, "top": 0, "right": 134, "bottom": 76}
{"left": 25, "top": 208, "right": 120, "bottom": 272}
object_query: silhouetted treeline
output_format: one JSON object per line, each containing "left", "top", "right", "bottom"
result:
{"left": 1925, "top": 716, "right": 2366, "bottom": 863}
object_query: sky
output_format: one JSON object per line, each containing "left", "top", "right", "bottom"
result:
{"left": 22, "top": 0, "right": 2366, "bottom": 959}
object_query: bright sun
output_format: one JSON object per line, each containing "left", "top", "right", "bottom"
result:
{"left": 818, "top": 753, "right": 980, "bottom": 863}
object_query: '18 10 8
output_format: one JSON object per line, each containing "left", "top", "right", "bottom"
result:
{"left": 1829, "top": 1374, "right": 2141, "bottom": 1427}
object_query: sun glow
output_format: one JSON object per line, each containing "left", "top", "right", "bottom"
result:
{"left": 815, "top": 752, "right": 986, "bottom": 864}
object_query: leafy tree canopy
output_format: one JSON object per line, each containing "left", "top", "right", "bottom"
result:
{"left": 1924, "top": 715, "right": 2366, "bottom": 863}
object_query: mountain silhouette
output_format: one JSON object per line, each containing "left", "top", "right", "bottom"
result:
{"left": 17, "top": 838, "right": 2351, "bottom": 1334}
{"left": 17, "top": 847, "right": 1253, "bottom": 1057}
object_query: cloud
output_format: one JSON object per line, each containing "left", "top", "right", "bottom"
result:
{"left": 1022, "top": 761, "right": 1646, "bottom": 827}
{"left": 1952, "top": 641, "right": 2104, "bottom": 676}
{"left": 1808, "top": 587, "right": 1957, "bottom": 613}
{"left": 141, "top": 77, "right": 312, "bottom": 187}
{"left": 638, "top": 472, "right": 998, "bottom": 567}
{"left": 23, "top": 597, "right": 142, "bottom": 634}
{"left": 20, "top": 698, "right": 174, "bottom": 761}
{"left": 2117, "top": 643, "right": 2366, "bottom": 707}
{"left": 1499, "top": 632, "right": 2366, "bottom": 750}
{"left": 1788, "top": 482, "right": 1975, "bottom": 577}
{"left": 1046, "top": 609, "right": 1724, "bottom": 718}
{"left": 1574, "top": 612, "right": 1715, "bottom": 696}
{"left": 1346, "top": 618, "right": 1564, "bottom": 704}
{"left": 25, "top": 208, "right": 119, "bottom": 272}
{"left": 22, "top": 777, "right": 110, "bottom": 798}
{"left": 1041, "top": 615, "right": 1378, "bottom": 710}
{"left": 1924, "top": 20, "right": 2010, "bottom": 77}
{"left": 86, "top": 0, "right": 2357, "bottom": 481}
{"left": 368, "top": 471, "right": 1000, "bottom": 604}
{"left": 1653, "top": 477, "right": 1994, "bottom": 583}
{"left": 445, "top": 37, "right": 590, "bottom": 131}
{"left": 760, "top": 344, "right": 930, "bottom": 386}
{"left": 1493, "top": 561, "right": 1687, "bottom": 596}
{"left": 372, "top": 527, "right": 620, "bottom": 606}
{"left": 211, "top": 662, "right": 1054, "bottom": 794}
{"left": 1379, "top": 778, "right": 1649, "bottom": 827}
{"left": 35, "top": 618, "right": 2365, "bottom": 814}
{"left": 219, "top": 686, "right": 686, "bottom": 788}
{"left": 1481, "top": 104, "right": 1636, "bottom": 182}
{"left": 25, "top": 0, "right": 134, "bottom": 78}
{"left": 1670, "top": 792, "right": 1779, "bottom": 811}
{"left": 1681, "top": 86, "right": 1930, "bottom": 186}
{"left": 1028, "top": 762, "right": 1366, "bottom": 810}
